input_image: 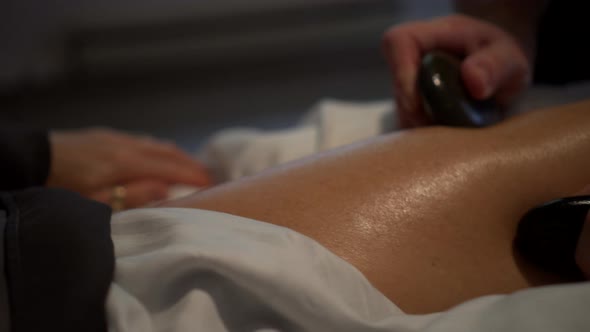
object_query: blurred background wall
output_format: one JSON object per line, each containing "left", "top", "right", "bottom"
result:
{"left": 1, "top": 0, "right": 451, "bottom": 150}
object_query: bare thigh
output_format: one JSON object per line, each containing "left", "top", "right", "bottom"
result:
{"left": 163, "top": 100, "right": 590, "bottom": 313}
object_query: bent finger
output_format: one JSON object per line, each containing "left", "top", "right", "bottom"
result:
{"left": 139, "top": 142, "right": 212, "bottom": 186}
{"left": 461, "top": 39, "right": 530, "bottom": 102}
{"left": 125, "top": 155, "right": 211, "bottom": 187}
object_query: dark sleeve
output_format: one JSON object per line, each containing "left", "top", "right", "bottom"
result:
{"left": 0, "top": 188, "right": 114, "bottom": 332}
{"left": 534, "top": 0, "right": 590, "bottom": 84}
{"left": 0, "top": 125, "right": 51, "bottom": 190}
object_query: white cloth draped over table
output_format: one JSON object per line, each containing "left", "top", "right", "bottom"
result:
{"left": 106, "top": 208, "right": 590, "bottom": 332}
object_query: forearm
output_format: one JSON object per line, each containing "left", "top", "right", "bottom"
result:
{"left": 163, "top": 100, "right": 590, "bottom": 313}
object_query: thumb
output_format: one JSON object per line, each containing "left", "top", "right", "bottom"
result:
{"left": 461, "top": 40, "right": 531, "bottom": 104}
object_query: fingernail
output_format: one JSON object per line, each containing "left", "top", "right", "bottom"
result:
{"left": 516, "top": 196, "right": 590, "bottom": 279}
{"left": 471, "top": 65, "right": 492, "bottom": 99}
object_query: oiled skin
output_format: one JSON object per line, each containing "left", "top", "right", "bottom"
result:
{"left": 162, "top": 100, "right": 590, "bottom": 314}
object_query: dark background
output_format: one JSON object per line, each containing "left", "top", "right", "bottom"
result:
{"left": 0, "top": 0, "right": 452, "bottom": 151}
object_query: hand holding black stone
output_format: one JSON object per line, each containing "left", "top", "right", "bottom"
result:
{"left": 418, "top": 51, "right": 502, "bottom": 128}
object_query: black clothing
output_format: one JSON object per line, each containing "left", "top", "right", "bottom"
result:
{"left": 1, "top": 189, "right": 113, "bottom": 332}
{"left": 0, "top": 126, "right": 49, "bottom": 191}
{"left": 534, "top": 0, "right": 588, "bottom": 84}
{"left": 0, "top": 127, "right": 114, "bottom": 332}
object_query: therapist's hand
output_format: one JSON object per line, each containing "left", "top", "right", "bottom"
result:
{"left": 47, "top": 128, "right": 211, "bottom": 208}
{"left": 382, "top": 14, "right": 531, "bottom": 127}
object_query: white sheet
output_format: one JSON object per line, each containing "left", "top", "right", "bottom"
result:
{"left": 106, "top": 208, "right": 590, "bottom": 332}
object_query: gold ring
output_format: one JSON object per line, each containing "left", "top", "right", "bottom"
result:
{"left": 110, "top": 185, "right": 127, "bottom": 212}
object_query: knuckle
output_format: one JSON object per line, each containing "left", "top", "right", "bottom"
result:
{"left": 88, "top": 127, "right": 119, "bottom": 142}
{"left": 446, "top": 14, "right": 484, "bottom": 28}
{"left": 80, "top": 174, "right": 102, "bottom": 191}
{"left": 89, "top": 126, "right": 112, "bottom": 136}
{"left": 110, "top": 149, "right": 131, "bottom": 165}
{"left": 160, "top": 143, "right": 185, "bottom": 157}
{"left": 383, "top": 24, "right": 413, "bottom": 45}
{"left": 438, "top": 14, "right": 467, "bottom": 31}
{"left": 445, "top": 14, "right": 504, "bottom": 40}
{"left": 446, "top": 13, "right": 470, "bottom": 24}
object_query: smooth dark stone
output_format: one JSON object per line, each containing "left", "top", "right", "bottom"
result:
{"left": 418, "top": 51, "right": 502, "bottom": 127}
{"left": 515, "top": 196, "right": 590, "bottom": 279}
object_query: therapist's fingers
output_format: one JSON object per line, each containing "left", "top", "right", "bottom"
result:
{"left": 382, "top": 22, "right": 427, "bottom": 127}
{"left": 109, "top": 132, "right": 211, "bottom": 187}
{"left": 124, "top": 153, "right": 211, "bottom": 188}
{"left": 133, "top": 139, "right": 212, "bottom": 187}
{"left": 382, "top": 14, "right": 530, "bottom": 128}
{"left": 48, "top": 128, "right": 212, "bottom": 196}
{"left": 461, "top": 39, "right": 530, "bottom": 105}
{"left": 89, "top": 179, "right": 170, "bottom": 210}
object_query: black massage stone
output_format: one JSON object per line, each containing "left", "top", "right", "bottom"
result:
{"left": 515, "top": 196, "right": 590, "bottom": 279}
{"left": 418, "top": 51, "right": 502, "bottom": 127}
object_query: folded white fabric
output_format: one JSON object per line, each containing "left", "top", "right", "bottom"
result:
{"left": 200, "top": 99, "right": 394, "bottom": 182}
{"left": 106, "top": 208, "right": 590, "bottom": 332}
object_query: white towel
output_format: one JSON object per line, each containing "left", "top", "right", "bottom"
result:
{"left": 200, "top": 99, "right": 394, "bottom": 182}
